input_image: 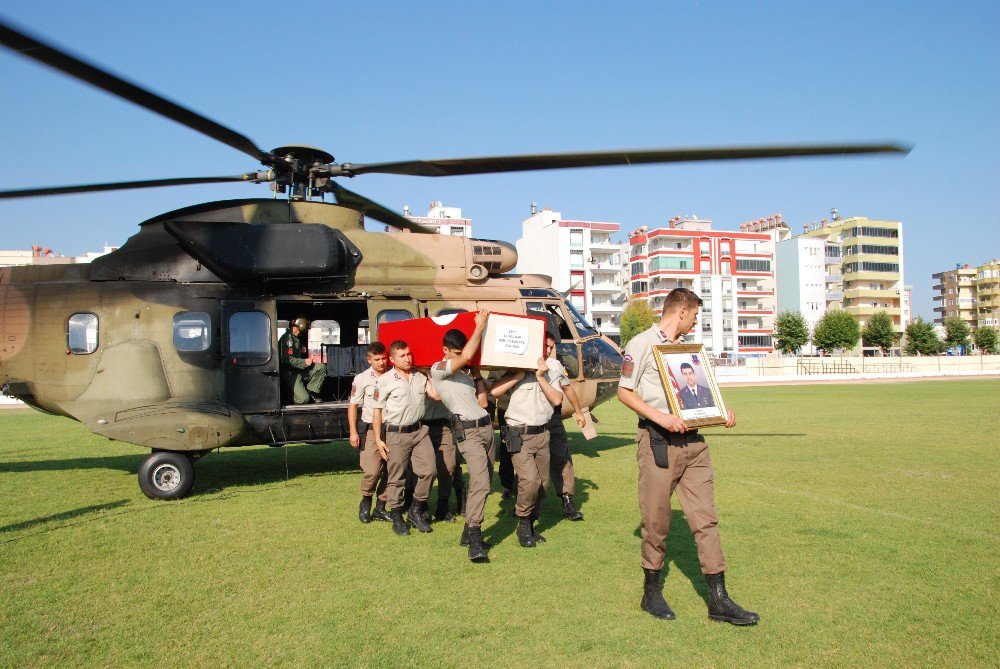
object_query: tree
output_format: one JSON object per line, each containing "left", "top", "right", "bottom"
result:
{"left": 904, "top": 317, "right": 943, "bottom": 355}
{"left": 620, "top": 299, "right": 657, "bottom": 347}
{"left": 942, "top": 316, "right": 971, "bottom": 351}
{"left": 811, "top": 309, "right": 861, "bottom": 354}
{"left": 973, "top": 326, "right": 999, "bottom": 354}
{"left": 774, "top": 311, "right": 810, "bottom": 354}
{"left": 861, "top": 311, "right": 896, "bottom": 355}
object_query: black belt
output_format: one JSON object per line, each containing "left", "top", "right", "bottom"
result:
{"left": 508, "top": 423, "right": 547, "bottom": 435}
{"left": 460, "top": 415, "right": 492, "bottom": 429}
{"left": 637, "top": 419, "right": 698, "bottom": 442}
{"left": 386, "top": 421, "right": 421, "bottom": 433}
{"left": 422, "top": 418, "right": 449, "bottom": 427}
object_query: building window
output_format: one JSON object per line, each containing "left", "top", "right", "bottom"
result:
{"left": 228, "top": 311, "right": 271, "bottom": 366}
{"left": 570, "top": 229, "right": 584, "bottom": 247}
{"left": 736, "top": 259, "right": 771, "bottom": 272}
{"left": 721, "top": 260, "right": 731, "bottom": 275}
{"left": 699, "top": 240, "right": 710, "bottom": 255}
{"left": 173, "top": 312, "right": 211, "bottom": 352}
{"left": 701, "top": 278, "right": 712, "bottom": 292}
{"left": 570, "top": 251, "right": 584, "bottom": 269}
{"left": 376, "top": 309, "right": 414, "bottom": 327}
{"left": 851, "top": 226, "right": 899, "bottom": 239}
{"left": 650, "top": 257, "right": 691, "bottom": 271}
{"left": 67, "top": 313, "right": 99, "bottom": 354}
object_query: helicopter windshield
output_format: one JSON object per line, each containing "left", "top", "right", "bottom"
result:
{"left": 562, "top": 300, "right": 598, "bottom": 338}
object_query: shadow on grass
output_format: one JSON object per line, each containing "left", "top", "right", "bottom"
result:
{"left": 0, "top": 499, "right": 130, "bottom": 534}
{"left": 569, "top": 434, "right": 635, "bottom": 458}
{"left": 0, "top": 441, "right": 365, "bottom": 496}
{"left": 632, "top": 511, "right": 713, "bottom": 605}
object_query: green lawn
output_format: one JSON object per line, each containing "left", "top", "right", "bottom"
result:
{"left": 1, "top": 380, "right": 998, "bottom": 668}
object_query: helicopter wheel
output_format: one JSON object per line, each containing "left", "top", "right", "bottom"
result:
{"left": 138, "top": 451, "right": 196, "bottom": 501}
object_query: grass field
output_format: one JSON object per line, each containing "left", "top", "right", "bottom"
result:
{"left": 1, "top": 380, "right": 998, "bottom": 668}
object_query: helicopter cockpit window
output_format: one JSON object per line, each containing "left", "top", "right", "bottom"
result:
{"left": 67, "top": 313, "right": 98, "bottom": 355}
{"left": 376, "top": 309, "right": 414, "bottom": 328}
{"left": 525, "top": 302, "right": 573, "bottom": 341}
{"left": 562, "top": 300, "right": 598, "bottom": 337}
{"left": 172, "top": 312, "right": 211, "bottom": 352}
{"left": 228, "top": 311, "right": 271, "bottom": 366}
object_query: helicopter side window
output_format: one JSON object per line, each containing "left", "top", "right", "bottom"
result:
{"left": 436, "top": 308, "right": 467, "bottom": 317}
{"left": 376, "top": 309, "right": 414, "bottom": 329}
{"left": 67, "top": 313, "right": 98, "bottom": 355}
{"left": 172, "top": 312, "right": 211, "bottom": 352}
{"left": 228, "top": 311, "right": 271, "bottom": 366}
{"left": 525, "top": 302, "right": 572, "bottom": 341}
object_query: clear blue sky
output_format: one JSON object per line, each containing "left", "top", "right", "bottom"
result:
{"left": 1, "top": 1, "right": 997, "bottom": 319}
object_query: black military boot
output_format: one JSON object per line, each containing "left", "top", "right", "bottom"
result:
{"left": 435, "top": 499, "right": 456, "bottom": 523}
{"left": 372, "top": 499, "right": 391, "bottom": 522}
{"left": 358, "top": 496, "right": 373, "bottom": 524}
{"left": 640, "top": 569, "right": 676, "bottom": 620}
{"left": 705, "top": 572, "right": 759, "bottom": 626}
{"left": 466, "top": 526, "right": 488, "bottom": 562}
{"left": 516, "top": 517, "right": 536, "bottom": 548}
{"left": 407, "top": 500, "right": 433, "bottom": 533}
{"left": 389, "top": 507, "right": 410, "bottom": 536}
{"left": 530, "top": 517, "right": 546, "bottom": 543}
{"left": 460, "top": 523, "right": 493, "bottom": 549}
{"left": 561, "top": 494, "right": 584, "bottom": 521}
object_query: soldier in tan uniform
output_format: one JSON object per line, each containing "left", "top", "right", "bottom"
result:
{"left": 347, "top": 342, "right": 391, "bottom": 524}
{"left": 491, "top": 355, "right": 563, "bottom": 547}
{"left": 543, "top": 332, "right": 588, "bottom": 521}
{"left": 373, "top": 340, "right": 435, "bottom": 536}
{"left": 422, "top": 390, "right": 458, "bottom": 523}
{"left": 426, "top": 310, "right": 493, "bottom": 561}
{"left": 617, "top": 288, "right": 758, "bottom": 625}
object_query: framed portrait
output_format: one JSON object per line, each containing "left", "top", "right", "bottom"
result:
{"left": 651, "top": 343, "right": 728, "bottom": 428}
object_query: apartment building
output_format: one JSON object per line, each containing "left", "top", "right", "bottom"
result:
{"left": 515, "top": 207, "right": 628, "bottom": 341}
{"left": 799, "top": 212, "right": 905, "bottom": 333}
{"left": 976, "top": 259, "right": 1000, "bottom": 328}
{"left": 628, "top": 214, "right": 787, "bottom": 355}
{"left": 775, "top": 236, "right": 827, "bottom": 354}
{"left": 400, "top": 201, "right": 472, "bottom": 236}
{"left": 932, "top": 264, "right": 978, "bottom": 327}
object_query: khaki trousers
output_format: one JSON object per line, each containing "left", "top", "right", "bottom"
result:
{"left": 426, "top": 421, "right": 456, "bottom": 506}
{"left": 358, "top": 429, "right": 388, "bottom": 501}
{"left": 456, "top": 425, "right": 495, "bottom": 528}
{"left": 637, "top": 426, "right": 726, "bottom": 574}
{"left": 546, "top": 412, "right": 575, "bottom": 496}
{"left": 511, "top": 431, "right": 550, "bottom": 518}
{"left": 385, "top": 426, "right": 434, "bottom": 510}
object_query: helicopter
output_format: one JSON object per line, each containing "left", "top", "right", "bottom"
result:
{"left": 0, "top": 20, "right": 909, "bottom": 500}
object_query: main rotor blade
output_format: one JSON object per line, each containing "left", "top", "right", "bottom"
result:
{"left": 0, "top": 175, "right": 254, "bottom": 199}
{"left": 0, "top": 19, "right": 275, "bottom": 167}
{"left": 330, "top": 183, "right": 435, "bottom": 233}
{"left": 345, "top": 143, "right": 911, "bottom": 177}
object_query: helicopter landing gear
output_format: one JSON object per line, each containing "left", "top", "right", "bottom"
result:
{"left": 138, "top": 451, "right": 196, "bottom": 500}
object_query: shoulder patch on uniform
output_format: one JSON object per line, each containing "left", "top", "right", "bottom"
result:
{"left": 350, "top": 384, "right": 357, "bottom": 396}
{"left": 621, "top": 360, "right": 635, "bottom": 377}
{"left": 373, "top": 388, "right": 379, "bottom": 401}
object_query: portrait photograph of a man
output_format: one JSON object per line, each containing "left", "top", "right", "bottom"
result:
{"left": 653, "top": 345, "right": 727, "bottom": 428}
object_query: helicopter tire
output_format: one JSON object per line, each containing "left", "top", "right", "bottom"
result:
{"left": 138, "top": 451, "right": 196, "bottom": 501}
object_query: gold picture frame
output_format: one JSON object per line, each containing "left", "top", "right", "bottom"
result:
{"left": 651, "top": 343, "right": 728, "bottom": 429}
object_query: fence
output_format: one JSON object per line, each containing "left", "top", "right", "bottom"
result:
{"left": 712, "top": 354, "right": 1000, "bottom": 382}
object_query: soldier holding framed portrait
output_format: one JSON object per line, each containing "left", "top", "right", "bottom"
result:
{"left": 617, "top": 287, "right": 758, "bottom": 626}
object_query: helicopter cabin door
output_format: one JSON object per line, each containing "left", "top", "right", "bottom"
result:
{"left": 221, "top": 299, "right": 280, "bottom": 414}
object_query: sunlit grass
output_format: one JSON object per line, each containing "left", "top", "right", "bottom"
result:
{"left": 1, "top": 380, "right": 997, "bottom": 667}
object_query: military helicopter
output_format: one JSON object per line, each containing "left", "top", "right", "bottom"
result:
{"left": 0, "top": 20, "right": 909, "bottom": 499}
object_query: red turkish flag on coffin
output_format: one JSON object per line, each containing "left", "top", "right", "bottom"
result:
{"left": 377, "top": 311, "right": 547, "bottom": 370}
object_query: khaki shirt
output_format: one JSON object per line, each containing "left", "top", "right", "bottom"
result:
{"left": 618, "top": 324, "right": 674, "bottom": 413}
{"left": 374, "top": 369, "right": 428, "bottom": 426}
{"left": 431, "top": 359, "right": 489, "bottom": 421}
{"left": 505, "top": 374, "right": 555, "bottom": 427}
{"left": 545, "top": 358, "right": 571, "bottom": 390}
{"left": 349, "top": 366, "right": 380, "bottom": 423}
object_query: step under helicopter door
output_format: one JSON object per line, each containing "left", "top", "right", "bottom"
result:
{"left": 221, "top": 299, "right": 280, "bottom": 414}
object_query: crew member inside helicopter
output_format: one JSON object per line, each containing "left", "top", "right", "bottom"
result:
{"left": 279, "top": 317, "right": 329, "bottom": 404}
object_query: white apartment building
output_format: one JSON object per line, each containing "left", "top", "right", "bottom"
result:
{"left": 775, "top": 237, "right": 827, "bottom": 354}
{"left": 515, "top": 207, "right": 628, "bottom": 341}
{"left": 401, "top": 201, "right": 472, "bottom": 236}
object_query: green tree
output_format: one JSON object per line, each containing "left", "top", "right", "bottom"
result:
{"left": 904, "top": 317, "right": 943, "bottom": 355}
{"left": 861, "top": 311, "right": 896, "bottom": 354}
{"left": 942, "top": 316, "right": 971, "bottom": 351}
{"left": 619, "top": 299, "right": 657, "bottom": 347}
{"left": 774, "top": 310, "right": 810, "bottom": 354}
{"left": 811, "top": 309, "right": 861, "bottom": 354}
{"left": 973, "top": 326, "right": 998, "bottom": 354}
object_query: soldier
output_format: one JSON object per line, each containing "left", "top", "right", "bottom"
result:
{"left": 493, "top": 377, "right": 516, "bottom": 500}
{"left": 348, "top": 342, "right": 392, "bottom": 524}
{"left": 426, "top": 310, "right": 493, "bottom": 561}
{"left": 543, "top": 332, "right": 588, "bottom": 521}
{"left": 278, "top": 317, "right": 328, "bottom": 404}
{"left": 490, "top": 355, "right": 563, "bottom": 547}
{"left": 617, "top": 287, "right": 758, "bottom": 625}
{"left": 422, "top": 386, "right": 458, "bottom": 523}
{"left": 372, "top": 340, "right": 435, "bottom": 536}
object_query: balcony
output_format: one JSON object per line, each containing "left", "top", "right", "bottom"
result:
{"left": 589, "top": 282, "right": 622, "bottom": 292}
{"left": 590, "top": 303, "right": 623, "bottom": 313}
{"left": 846, "top": 305, "right": 902, "bottom": 316}
{"left": 843, "top": 288, "right": 899, "bottom": 299}
{"left": 825, "top": 273, "right": 842, "bottom": 283}
{"left": 826, "top": 291, "right": 843, "bottom": 301}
